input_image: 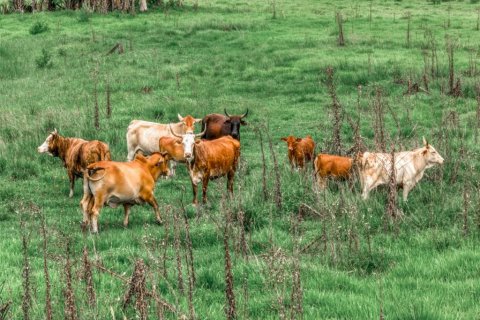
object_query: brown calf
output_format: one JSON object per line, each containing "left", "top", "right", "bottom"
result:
{"left": 280, "top": 135, "right": 315, "bottom": 169}
{"left": 80, "top": 153, "right": 171, "bottom": 233}
{"left": 313, "top": 154, "right": 353, "bottom": 189}
{"left": 38, "top": 129, "right": 111, "bottom": 197}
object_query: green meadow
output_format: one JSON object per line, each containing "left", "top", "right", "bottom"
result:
{"left": 1, "top": 0, "right": 480, "bottom": 318}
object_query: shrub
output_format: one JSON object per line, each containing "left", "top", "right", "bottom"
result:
{"left": 29, "top": 21, "right": 49, "bottom": 35}
{"left": 77, "top": 10, "right": 91, "bottom": 23}
{"left": 35, "top": 49, "right": 53, "bottom": 69}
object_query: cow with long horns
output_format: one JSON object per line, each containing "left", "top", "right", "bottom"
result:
{"left": 170, "top": 126, "right": 241, "bottom": 205}
{"left": 201, "top": 109, "right": 248, "bottom": 141}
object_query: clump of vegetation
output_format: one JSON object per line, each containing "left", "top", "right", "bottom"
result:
{"left": 77, "top": 9, "right": 91, "bottom": 23}
{"left": 35, "top": 48, "right": 53, "bottom": 69}
{"left": 29, "top": 21, "right": 49, "bottom": 35}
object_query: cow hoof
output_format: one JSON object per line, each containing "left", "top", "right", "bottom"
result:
{"left": 155, "top": 219, "right": 164, "bottom": 225}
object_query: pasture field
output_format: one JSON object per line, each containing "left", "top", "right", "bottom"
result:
{"left": 1, "top": 0, "right": 480, "bottom": 318}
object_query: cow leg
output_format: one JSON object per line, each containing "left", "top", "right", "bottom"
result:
{"left": 68, "top": 170, "right": 75, "bottom": 198}
{"left": 227, "top": 170, "right": 235, "bottom": 194}
{"left": 402, "top": 182, "right": 414, "bottom": 201}
{"left": 362, "top": 179, "right": 372, "bottom": 200}
{"left": 317, "top": 176, "right": 327, "bottom": 190}
{"left": 91, "top": 193, "right": 106, "bottom": 234}
{"left": 202, "top": 174, "right": 210, "bottom": 204}
{"left": 123, "top": 204, "right": 131, "bottom": 227}
{"left": 170, "top": 161, "right": 177, "bottom": 177}
{"left": 191, "top": 180, "right": 198, "bottom": 206}
{"left": 144, "top": 193, "right": 162, "bottom": 224}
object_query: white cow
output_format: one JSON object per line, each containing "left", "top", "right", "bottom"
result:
{"left": 358, "top": 138, "right": 444, "bottom": 201}
{"left": 126, "top": 114, "right": 201, "bottom": 161}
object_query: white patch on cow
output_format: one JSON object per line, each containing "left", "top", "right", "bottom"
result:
{"left": 189, "top": 169, "right": 203, "bottom": 185}
{"left": 181, "top": 133, "right": 196, "bottom": 161}
{"left": 37, "top": 133, "right": 53, "bottom": 155}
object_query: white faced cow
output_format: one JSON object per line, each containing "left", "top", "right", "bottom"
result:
{"left": 126, "top": 114, "right": 201, "bottom": 161}
{"left": 358, "top": 138, "right": 444, "bottom": 201}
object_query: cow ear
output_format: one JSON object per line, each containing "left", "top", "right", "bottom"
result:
{"left": 195, "top": 140, "right": 202, "bottom": 145}
{"left": 240, "top": 120, "right": 248, "bottom": 126}
{"left": 281, "top": 137, "right": 287, "bottom": 142}
{"left": 296, "top": 138, "right": 302, "bottom": 142}
{"left": 422, "top": 149, "right": 428, "bottom": 156}
{"left": 194, "top": 118, "right": 202, "bottom": 123}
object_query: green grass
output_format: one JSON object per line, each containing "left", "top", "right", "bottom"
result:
{"left": 1, "top": 0, "right": 480, "bottom": 318}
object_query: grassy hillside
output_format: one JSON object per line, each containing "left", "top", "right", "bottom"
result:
{"left": 1, "top": 0, "right": 480, "bottom": 318}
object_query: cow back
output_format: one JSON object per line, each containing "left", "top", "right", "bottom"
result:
{"left": 314, "top": 154, "right": 352, "bottom": 178}
{"left": 194, "top": 137, "right": 240, "bottom": 174}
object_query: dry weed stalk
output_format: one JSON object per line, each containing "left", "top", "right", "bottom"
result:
{"left": 266, "top": 126, "right": 282, "bottom": 209}
{"left": 336, "top": 11, "right": 345, "bottom": 46}
{"left": 93, "top": 63, "right": 100, "bottom": 130}
{"left": 385, "top": 146, "right": 398, "bottom": 232}
{"left": 173, "top": 210, "right": 184, "bottom": 294}
{"left": 21, "top": 219, "right": 31, "bottom": 320}
{"left": 289, "top": 210, "right": 303, "bottom": 319}
{"left": 325, "top": 66, "right": 343, "bottom": 154}
{"left": 372, "top": 87, "right": 386, "bottom": 152}
{"left": 41, "top": 212, "right": 52, "bottom": 320}
{"left": 255, "top": 127, "right": 269, "bottom": 201}
{"left": 223, "top": 208, "right": 236, "bottom": 320}
{"left": 82, "top": 247, "right": 96, "bottom": 307}
{"left": 405, "top": 12, "right": 411, "bottom": 48}
{"left": 64, "top": 241, "right": 78, "bottom": 320}
{"left": 463, "top": 185, "right": 470, "bottom": 237}
{"left": 123, "top": 259, "right": 148, "bottom": 320}
{"left": 106, "top": 80, "right": 111, "bottom": 118}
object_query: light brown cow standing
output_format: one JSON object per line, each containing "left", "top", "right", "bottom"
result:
{"left": 80, "top": 153, "right": 171, "bottom": 233}
{"left": 126, "top": 114, "right": 201, "bottom": 161}
{"left": 358, "top": 138, "right": 444, "bottom": 201}
{"left": 314, "top": 154, "right": 353, "bottom": 189}
{"left": 281, "top": 135, "right": 315, "bottom": 169}
{"left": 158, "top": 136, "right": 185, "bottom": 176}
{"left": 171, "top": 128, "right": 240, "bottom": 205}
{"left": 37, "top": 129, "right": 111, "bottom": 197}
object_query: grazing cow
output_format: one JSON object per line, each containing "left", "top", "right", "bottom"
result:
{"left": 37, "top": 129, "right": 111, "bottom": 198}
{"left": 314, "top": 154, "right": 353, "bottom": 189}
{"left": 171, "top": 128, "right": 240, "bottom": 205}
{"left": 126, "top": 114, "right": 201, "bottom": 161}
{"left": 201, "top": 109, "right": 248, "bottom": 140}
{"left": 80, "top": 153, "right": 171, "bottom": 233}
{"left": 158, "top": 136, "right": 185, "bottom": 176}
{"left": 358, "top": 138, "right": 444, "bottom": 201}
{"left": 280, "top": 135, "right": 315, "bottom": 169}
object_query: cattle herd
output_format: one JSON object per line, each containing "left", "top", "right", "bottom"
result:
{"left": 37, "top": 109, "right": 444, "bottom": 234}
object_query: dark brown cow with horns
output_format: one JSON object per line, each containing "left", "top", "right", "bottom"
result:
{"left": 37, "top": 129, "right": 111, "bottom": 197}
{"left": 201, "top": 109, "right": 248, "bottom": 141}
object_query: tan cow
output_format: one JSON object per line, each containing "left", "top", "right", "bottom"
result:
{"left": 37, "top": 129, "right": 111, "bottom": 197}
{"left": 314, "top": 154, "right": 353, "bottom": 189}
{"left": 358, "top": 138, "right": 444, "bottom": 201}
{"left": 80, "top": 153, "right": 171, "bottom": 233}
{"left": 171, "top": 128, "right": 240, "bottom": 205}
{"left": 281, "top": 135, "right": 315, "bottom": 169}
{"left": 126, "top": 114, "right": 201, "bottom": 161}
{"left": 158, "top": 136, "right": 185, "bottom": 176}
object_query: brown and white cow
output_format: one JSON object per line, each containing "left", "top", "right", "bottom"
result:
{"left": 358, "top": 138, "right": 444, "bottom": 201}
{"left": 126, "top": 114, "right": 201, "bottom": 161}
{"left": 314, "top": 154, "right": 353, "bottom": 189}
{"left": 281, "top": 135, "right": 315, "bottom": 169}
{"left": 201, "top": 109, "right": 248, "bottom": 141}
{"left": 37, "top": 129, "right": 111, "bottom": 197}
{"left": 158, "top": 136, "right": 185, "bottom": 176}
{"left": 80, "top": 153, "right": 171, "bottom": 233}
{"left": 171, "top": 129, "right": 240, "bottom": 205}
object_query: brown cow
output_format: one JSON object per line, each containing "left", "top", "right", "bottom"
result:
{"left": 201, "top": 109, "right": 248, "bottom": 141}
{"left": 80, "top": 153, "right": 171, "bottom": 233}
{"left": 281, "top": 135, "right": 315, "bottom": 169}
{"left": 37, "top": 129, "right": 111, "bottom": 197}
{"left": 314, "top": 154, "right": 353, "bottom": 189}
{"left": 158, "top": 136, "right": 185, "bottom": 176}
{"left": 126, "top": 114, "right": 201, "bottom": 161}
{"left": 171, "top": 130, "right": 240, "bottom": 205}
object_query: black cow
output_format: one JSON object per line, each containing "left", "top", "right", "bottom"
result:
{"left": 201, "top": 109, "right": 248, "bottom": 141}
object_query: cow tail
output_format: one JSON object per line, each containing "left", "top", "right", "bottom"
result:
{"left": 85, "top": 167, "right": 107, "bottom": 182}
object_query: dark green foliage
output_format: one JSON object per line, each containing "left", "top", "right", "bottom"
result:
{"left": 29, "top": 21, "right": 49, "bottom": 35}
{"left": 35, "top": 48, "right": 53, "bottom": 69}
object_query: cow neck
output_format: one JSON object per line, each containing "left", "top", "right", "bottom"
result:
{"left": 410, "top": 148, "right": 427, "bottom": 170}
{"left": 54, "top": 135, "right": 73, "bottom": 164}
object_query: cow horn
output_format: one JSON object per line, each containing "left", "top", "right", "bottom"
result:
{"left": 422, "top": 136, "right": 428, "bottom": 146}
{"left": 195, "top": 124, "right": 207, "bottom": 138}
{"left": 53, "top": 128, "right": 58, "bottom": 134}
{"left": 224, "top": 108, "right": 231, "bottom": 117}
{"left": 240, "top": 108, "right": 249, "bottom": 119}
{"left": 169, "top": 124, "right": 183, "bottom": 138}
{"left": 177, "top": 114, "right": 184, "bottom": 122}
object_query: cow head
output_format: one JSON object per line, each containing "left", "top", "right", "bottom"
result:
{"left": 422, "top": 137, "right": 444, "bottom": 168}
{"left": 144, "top": 152, "right": 171, "bottom": 181}
{"left": 281, "top": 136, "right": 302, "bottom": 152}
{"left": 178, "top": 114, "right": 202, "bottom": 134}
{"left": 169, "top": 125, "right": 206, "bottom": 162}
{"left": 38, "top": 129, "right": 60, "bottom": 156}
{"left": 224, "top": 109, "right": 248, "bottom": 140}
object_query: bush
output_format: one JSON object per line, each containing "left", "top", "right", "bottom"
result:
{"left": 35, "top": 48, "right": 53, "bottom": 69}
{"left": 77, "top": 10, "right": 91, "bottom": 23}
{"left": 29, "top": 21, "right": 49, "bottom": 35}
